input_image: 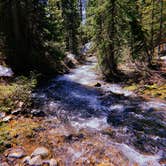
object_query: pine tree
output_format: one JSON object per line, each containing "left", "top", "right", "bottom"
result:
{"left": 0, "top": 0, "right": 64, "bottom": 75}
{"left": 61, "top": 0, "right": 80, "bottom": 55}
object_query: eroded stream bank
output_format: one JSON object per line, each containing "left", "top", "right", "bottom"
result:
{"left": 0, "top": 56, "right": 166, "bottom": 166}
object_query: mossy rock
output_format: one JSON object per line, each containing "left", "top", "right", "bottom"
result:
{"left": 123, "top": 84, "right": 137, "bottom": 91}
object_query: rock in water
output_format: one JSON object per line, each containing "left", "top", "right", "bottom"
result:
{"left": 31, "top": 109, "right": 45, "bottom": 117}
{"left": 31, "top": 147, "right": 49, "bottom": 158}
{"left": 0, "top": 112, "right": 6, "bottom": 119}
{"left": 2, "top": 115, "right": 12, "bottom": 122}
{"left": 94, "top": 82, "right": 101, "bottom": 87}
{"left": 22, "top": 156, "right": 31, "bottom": 164}
{"left": 8, "top": 148, "right": 26, "bottom": 159}
{"left": 43, "top": 159, "right": 57, "bottom": 166}
{"left": 11, "top": 108, "right": 22, "bottom": 115}
{"left": 29, "top": 155, "right": 42, "bottom": 166}
{"left": 0, "top": 65, "right": 13, "bottom": 77}
{"left": 50, "top": 159, "right": 58, "bottom": 166}
{"left": 42, "top": 160, "right": 50, "bottom": 165}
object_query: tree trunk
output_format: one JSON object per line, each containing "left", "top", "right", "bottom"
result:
{"left": 108, "top": 0, "right": 117, "bottom": 77}
{"left": 79, "top": 0, "right": 83, "bottom": 21}
{"left": 148, "top": 0, "right": 154, "bottom": 66}
{"left": 158, "top": 0, "right": 163, "bottom": 56}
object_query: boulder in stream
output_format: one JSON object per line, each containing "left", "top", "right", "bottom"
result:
{"left": 0, "top": 65, "right": 13, "bottom": 77}
{"left": 29, "top": 155, "right": 43, "bottom": 166}
{"left": 8, "top": 148, "right": 26, "bottom": 159}
{"left": 31, "top": 147, "right": 49, "bottom": 158}
{"left": 49, "top": 159, "right": 58, "bottom": 166}
{"left": 2, "top": 115, "right": 13, "bottom": 122}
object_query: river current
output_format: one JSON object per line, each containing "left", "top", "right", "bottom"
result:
{"left": 32, "top": 55, "right": 166, "bottom": 166}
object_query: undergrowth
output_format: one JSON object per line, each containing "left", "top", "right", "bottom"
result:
{"left": 0, "top": 73, "right": 37, "bottom": 113}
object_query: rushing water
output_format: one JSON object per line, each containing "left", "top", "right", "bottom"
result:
{"left": 0, "top": 65, "right": 13, "bottom": 77}
{"left": 32, "top": 55, "right": 166, "bottom": 166}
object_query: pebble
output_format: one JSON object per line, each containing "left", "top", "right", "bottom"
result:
{"left": 8, "top": 148, "right": 26, "bottom": 159}
{"left": 29, "top": 155, "right": 42, "bottom": 166}
{"left": 31, "top": 147, "right": 49, "bottom": 158}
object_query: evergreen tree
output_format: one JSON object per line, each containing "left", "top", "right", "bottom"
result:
{"left": 61, "top": 0, "right": 80, "bottom": 55}
{"left": 86, "top": 0, "right": 166, "bottom": 79}
{"left": 0, "top": 0, "right": 64, "bottom": 75}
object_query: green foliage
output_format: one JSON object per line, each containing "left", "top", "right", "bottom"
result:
{"left": 0, "top": 0, "right": 65, "bottom": 75}
{"left": 61, "top": 0, "right": 81, "bottom": 54}
{"left": 86, "top": 0, "right": 166, "bottom": 78}
{"left": 0, "top": 0, "right": 165, "bottom": 79}
{"left": 0, "top": 74, "right": 37, "bottom": 113}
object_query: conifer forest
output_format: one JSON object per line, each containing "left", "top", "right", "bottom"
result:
{"left": 0, "top": 0, "right": 166, "bottom": 166}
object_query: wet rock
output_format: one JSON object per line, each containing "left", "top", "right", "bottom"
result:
{"left": 43, "top": 159, "right": 58, "bottom": 166}
{"left": 0, "top": 112, "right": 6, "bottom": 119}
{"left": 31, "top": 109, "right": 45, "bottom": 117}
{"left": 94, "top": 82, "right": 101, "bottom": 87}
{"left": 29, "top": 155, "right": 42, "bottom": 166}
{"left": 31, "top": 147, "right": 49, "bottom": 158}
{"left": 159, "top": 158, "right": 166, "bottom": 165}
{"left": 102, "top": 128, "right": 116, "bottom": 138}
{"left": 42, "top": 160, "right": 50, "bottom": 165}
{"left": 0, "top": 162, "right": 10, "bottom": 166}
{"left": 65, "top": 133, "right": 84, "bottom": 143}
{"left": 0, "top": 65, "right": 13, "bottom": 77}
{"left": 65, "top": 53, "right": 78, "bottom": 68}
{"left": 18, "top": 101, "right": 24, "bottom": 108}
{"left": 8, "top": 148, "right": 26, "bottom": 159}
{"left": 2, "top": 115, "right": 12, "bottom": 122}
{"left": 4, "top": 143, "right": 12, "bottom": 149}
{"left": 49, "top": 159, "right": 58, "bottom": 166}
{"left": 11, "top": 108, "right": 22, "bottom": 115}
{"left": 22, "top": 156, "right": 31, "bottom": 164}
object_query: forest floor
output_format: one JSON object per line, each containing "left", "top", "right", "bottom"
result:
{"left": 0, "top": 56, "right": 166, "bottom": 166}
{"left": 122, "top": 58, "right": 166, "bottom": 101}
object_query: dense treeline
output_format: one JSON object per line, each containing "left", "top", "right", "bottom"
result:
{"left": 85, "top": 0, "right": 166, "bottom": 80}
{"left": 0, "top": 0, "right": 165, "bottom": 79}
{"left": 0, "top": 0, "right": 81, "bottom": 75}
